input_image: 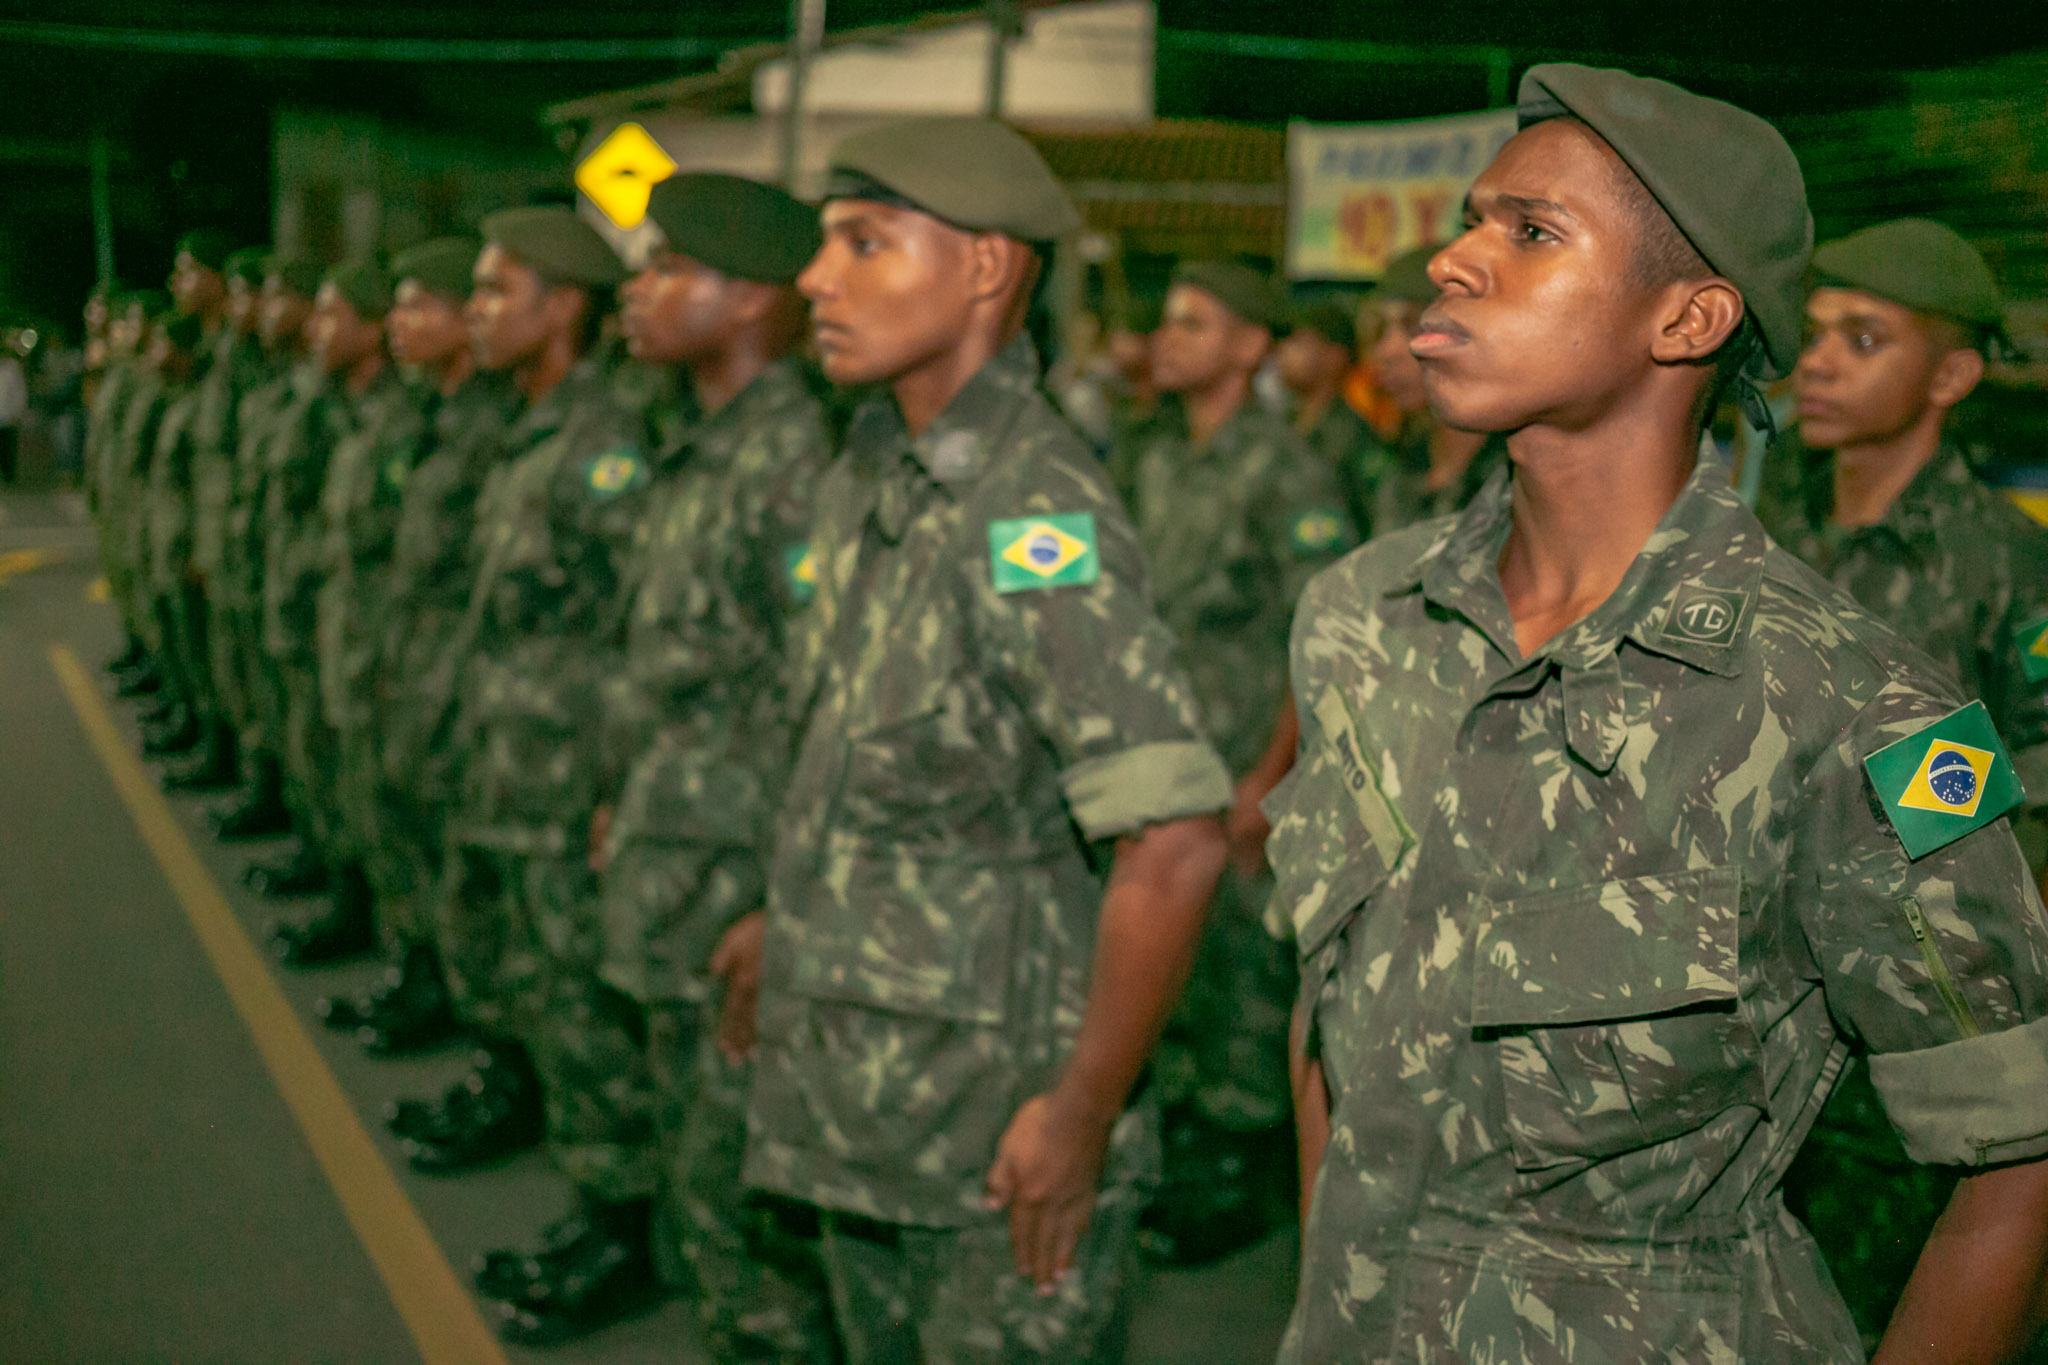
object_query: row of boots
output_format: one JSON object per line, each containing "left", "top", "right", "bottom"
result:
{"left": 107, "top": 634, "right": 656, "bottom": 1344}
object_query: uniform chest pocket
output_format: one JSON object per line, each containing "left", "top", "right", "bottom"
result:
{"left": 1262, "top": 755, "right": 1405, "bottom": 963}
{"left": 1471, "top": 866, "right": 1765, "bottom": 1176}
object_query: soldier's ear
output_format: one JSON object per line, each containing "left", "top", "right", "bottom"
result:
{"left": 1928, "top": 344, "right": 1984, "bottom": 411}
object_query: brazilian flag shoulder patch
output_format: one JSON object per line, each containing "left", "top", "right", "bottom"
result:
{"left": 782, "top": 541, "right": 818, "bottom": 605}
{"left": 2014, "top": 612, "right": 2048, "bottom": 685}
{"left": 1290, "top": 507, "right": 1349, "bottom": 557}
{"left": 1864, "top": 701, "right": 2026, "bottom": 859}
{"left": 583, "top": 449, "right": 647, "bottom": 498}
{"left": 988, "top": 512, "right": 1100, "bottom": 594}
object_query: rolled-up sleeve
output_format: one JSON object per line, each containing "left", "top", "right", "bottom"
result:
{"left": 1791, "top": 674, "right": 2048, "bottom": 1166}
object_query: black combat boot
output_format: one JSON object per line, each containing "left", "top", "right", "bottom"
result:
{"left": 244, "top": 838, "right": 330, "bottom": 897}
{"left": 107, "top": 636, "right": 148, "bottom": 674}
{"left": 479, "top": 1194, "right": 663, "bottom": 1344}
{"left": 386, "top": 1038, "right": 544, "bottom": 1173}
{"left": 141, "top": 706, "right": 201, "bottom": 757}
{"left": 269, "top": 862, "right": 375, "bottom": 966}
{"left": 211, "top": 755, "right": 290, "bottom": 839}
{"left": 315, "top": 939, "right": 458, "bottom": 1055}
{"left": 115, "top": 662, "right": 164, "bottom": 698}
{"left": 163, "top": 722, "right": 238, "bottom": 791}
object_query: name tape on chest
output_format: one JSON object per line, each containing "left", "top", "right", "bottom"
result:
{"left": 2015, "top": 613, "right": 2048, "bottom": 685}
{"left": 1311, "top": 683, "right": 1411, "bottom": 876}
{"left": 783, "top": 541, "right": 818, "bottom": 604}
{"left": 1864, "top": 701, "right": 2024, "bottom": 859}
{"left": 988, "top": 512, "right": 1101, "bottom": 594}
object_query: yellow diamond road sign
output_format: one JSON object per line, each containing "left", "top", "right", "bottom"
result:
{"left": 576, "top": 122, "right": 678, "bottom": 230}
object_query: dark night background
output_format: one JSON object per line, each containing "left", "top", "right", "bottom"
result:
{"left": 3, "top": 0, "right": 2045, "bottom": 327}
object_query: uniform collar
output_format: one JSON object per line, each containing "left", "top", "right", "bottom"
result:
{"left": 1872, "top": 442, "right": 1972, "bottom": 556}
{"left": 692, "top": 356, "right": 808, "bottom": 464}
{"left": 846, "top": 333, "right": 1042, "bottom": 494}
{"left": 1409, "top": 455, "right": 1768, "bottom": 769}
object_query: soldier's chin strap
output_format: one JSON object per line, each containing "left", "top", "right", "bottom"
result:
{"left": 1734, "top": 375, "right": 1778, "bottom": 446}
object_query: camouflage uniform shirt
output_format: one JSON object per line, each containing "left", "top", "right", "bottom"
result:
{"left": 598, "top": 358, "right": 832, "bottom": 1003}
{"left": 744, "top": 338, "right": 1233, "bottom": 1226}
{"left": 1267, "top": 459, "right": 2048, "bottom": 1364}
{"left": 1123, "top": 400, "right": 1355, "bottom": 772}
{"left": 1759, "top": 443, "right": 2048, "bottom": 854}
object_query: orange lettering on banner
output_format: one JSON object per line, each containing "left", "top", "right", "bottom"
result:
{"left": 1408, "top": 190, "right": 1453, "bottom": 250}
{"left": 1336, "top": 191, "right": 1397, "bottom": 267}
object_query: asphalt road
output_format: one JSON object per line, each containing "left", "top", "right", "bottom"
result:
{"left": 0, "top": 488, "right": 1296, "bottom": 1364}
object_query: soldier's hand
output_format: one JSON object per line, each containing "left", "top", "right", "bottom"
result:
{"left": 709, "top": 911, "right": 767, "bottom": 1064}
{"left": 985, "top": 1089, "right": 1113, "bottom": 1294}
{"left": 587, "top": 804, "right": 612, "bottom": 873}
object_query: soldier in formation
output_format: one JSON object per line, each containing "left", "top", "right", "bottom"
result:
{"left": 1758, "top": 215, "right": 2048, "bottom": 1351}
{"left": 78, "top": 81, "right": 2048, "bottom": 1360}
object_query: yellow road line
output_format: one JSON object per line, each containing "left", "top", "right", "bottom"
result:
{"left": 0, "top": 546, "right": 68, "bottom": 584}
{"left": 49, "top": 643, "right": 511, "bottom": 1365}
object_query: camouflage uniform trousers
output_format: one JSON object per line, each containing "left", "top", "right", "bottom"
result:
{"left": 1156, "top": 866, "right": 1293, "bottom": 1133}
{"left": 676, "top": 1050, "right": 1150, "bottom": 1365}
{"left": 438, "top": 835, "right": 658, "bottom": 1202}
{"left": 275, "top": 651, "right": 347, "bottom": 856}
{"left": 646, "top": 1000, "right": 836, "bottom": 1365}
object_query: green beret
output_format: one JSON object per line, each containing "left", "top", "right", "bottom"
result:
{"left": 390, "top": 237, "right": 480, "bottom": 302}
{"left": 1813, "top": 218, "right": 2005, "bottom": 335}
{"left": 265, "top": 254, "right": 326, "bottom": 300}
{"left": 1172, "top": 260, "right": 1284, "bottom": 331}
{"left": 323, "top": 259, "right": 393, "bottom": 318}
{"left": 1519, "top": 63, "right": 1813, "bottom": 381}
{"left": 644, "top": 173, "right": 821, "bottom": 285}
{"left": 174, "top": 229, "right": 236, "bottom": 272}
{"left": 223, "top": 248, "right": 269, "bottom": 287}
{"left": 825, "top": 117, "right": 1081, "bottom": 244}
{"left": 1290, "top": 298, "right": 1358, "bottom": 353}
{"left": 481, "top": 206, "right": 627, "bottom": 290}
{"left": 1376, "top": 243, "right": 1442, "bottom": 308}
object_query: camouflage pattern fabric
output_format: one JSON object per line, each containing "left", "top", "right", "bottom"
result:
{"left": 1299, "top": 398, "right": 1386, "bottom": 542}
{"left": 261, "top": 366, "right": 385, "bottom": 858}
{"left": 108, "top": 371, "right": 170, "bottom": 651}
{"left": 742, "top": 335, "right": 1230, "bottom": 1353}
{"left": 221, "top": 365, "right": 300, "bottom": 757}
{"left": 595, "top": 357, "right": 830, "bottom": 1347}
{"left": 649, "top": 1006, "right": 838, "bottom": 1365}
{"left": 445, "top": 353, "right": 670, "bottom": 1202}
{"left": 1360, "top": 418, "right": 1508, "bottom": 541}
{"left": 190, "top": 335, "right": 272, "bottom": 741}
{"left": 84, "top": 360, "right": 141, "bottom": 634}
{"left": 1266, "top": 459, "right": 2048, "bottom": 1364}
{"left": 1757, "top": 439, "right": 2048, "bottom": 1348}
{"left": 1117, "top": 399, "right": 1352, "bottom": 1152}
{"left": 143, "top": 376, "right": 207, "bottom": 711}
{"left": 1757, "top": 442, "right": 2048, "bottom": 862}
{"left": 599, "top": 357, "right": 830, "bottom": 1005}
{"left": 315, "top": 373, "right": 430, "bottom": 906}
{"left": 369, "top": 373, "right": 519, "bottom": 951}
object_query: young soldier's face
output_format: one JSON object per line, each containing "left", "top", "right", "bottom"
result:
{"left": 1368, "top": 299, "right": 1429, "bottom": 413}
{"left": 1150, "top": 285, "right": 1266, "bottom": 394}
{"left": 1412, "top": 119, "right": 1662, "bottom": 434}
{"left": 226, "top": 278, "right": 260, "bottom": 334}
{"left": 169, "top": 251, "right": 225, "bottom": 319}
{"left": 1276, "top": 328, "right": 1349, "bottom": 395}
{"left": 258, "top": 280, "right": 312, "bottom": 351}
{"left": 621, "top": 250, "right": 747, "bottom": 365}
{"left": 307, "top": 284, "right": 383, "bottom": 374}
{"left": 387, "top": 280, "right": 470, "bottom": 369}
{"left": 466, "top": 245, "right": 560, "bottom": 371}
{"left": 800, "top": 200, "right": 980, "bottom": 387}
{"left": 1794, "top": 287, "right": 1957, "bottom": 450}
